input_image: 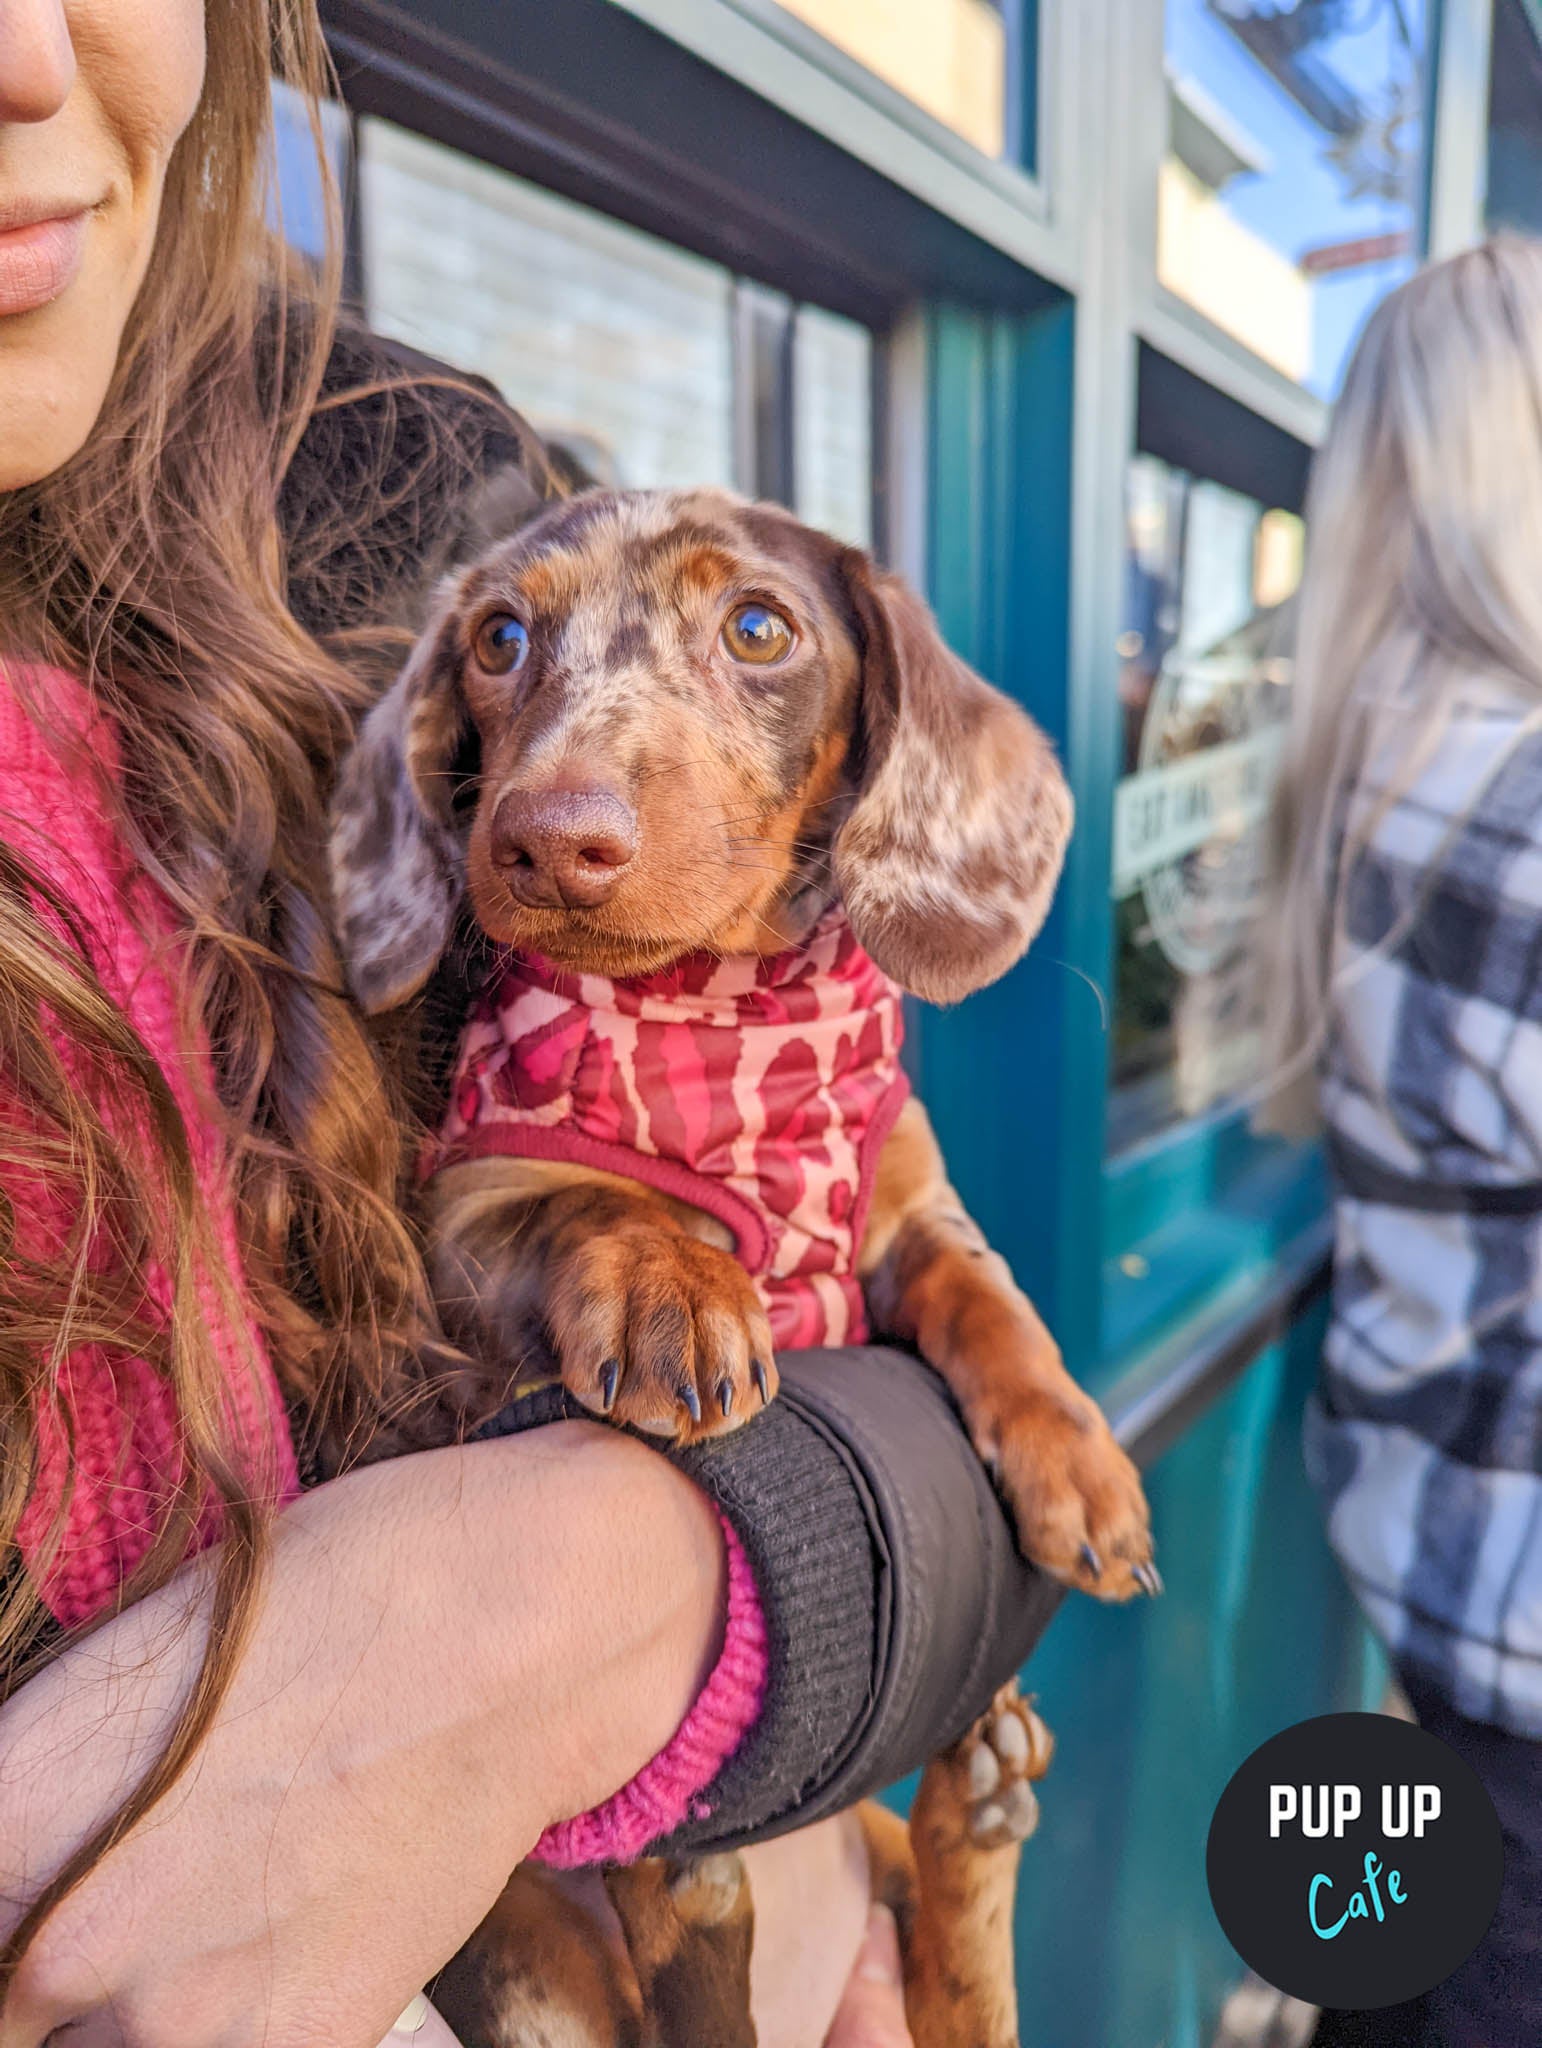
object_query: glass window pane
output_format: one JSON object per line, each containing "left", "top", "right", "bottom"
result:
{"left": 1487, "top": 0, "right": 1542, "bottom": 238}
{"left": 794, "top": 305, "right": 874, "bottom": 548}
{"left": 268, "top": 80, "right": 349, "bottom": 264}
{"left": 357, "top": 118, "right": 736, "bottom": 490}
{"left": 1108, "top": 454, "right": 1302, "bottom": 1157}
{"left": 1161, "top": 0, "right": 1428, "bottom": 399}
{"left": 770, "top": 0, "right": 1017, "bottom": 160}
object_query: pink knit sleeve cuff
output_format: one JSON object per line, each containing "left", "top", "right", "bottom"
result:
{"left": 530, "top": 1506, "right": 768, "bottom": 1868}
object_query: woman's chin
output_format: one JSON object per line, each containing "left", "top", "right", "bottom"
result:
{"left": 0, "top": 335, "right": 113, "bottom": 491}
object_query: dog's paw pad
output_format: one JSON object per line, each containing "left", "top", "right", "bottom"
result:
{"left": 967, "top": 1740, "right": 1002, "bottom": 1800}
{"left": 969, "top": 1781, "right": 1041, "bottom": 1848}
{"left": 994, "top": 1708, "right": 1031, "bottom": 1771}
{"left": 664, "top": 1853, "right": 748, "bottom": 1925}
{"left": 955, "top": 1680, "right": 1054, "bottom": 1850}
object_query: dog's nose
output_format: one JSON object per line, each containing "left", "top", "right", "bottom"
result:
{"left": 489, "top": 786, "right": 638, "bottom": 909}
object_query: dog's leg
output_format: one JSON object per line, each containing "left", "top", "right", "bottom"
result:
{"left": 901, "top": 1681, "right": 1053, "bottom": 2048}
{"left": 426, "top": 1159, "right": 776, "bottom": 1442}
{"left": 431, "top": 1864, "right": 642, "bottom": 2048}
{"left": 605, "top": 1854, "right": 758, "bottom": 2048}
{"left": 853, "top": 1688, "right": 1051, "bottom": 2048}
{"left": 860, "top": 1098, "right": 1156, "bottom": 1601}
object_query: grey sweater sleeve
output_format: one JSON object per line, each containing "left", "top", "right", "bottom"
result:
{"left": 480, "top": 1345, "right": 1059, "bottom": 1853}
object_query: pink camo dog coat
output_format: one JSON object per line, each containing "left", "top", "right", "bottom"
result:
{"left": 434, "top": 908, "right": 910, "bottom": 1349}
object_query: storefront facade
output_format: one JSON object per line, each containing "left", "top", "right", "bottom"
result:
{"left": 300, "top": 3, "right": 1530, "bottom": 2038}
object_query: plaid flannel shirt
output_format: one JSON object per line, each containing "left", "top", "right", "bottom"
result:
{"left": 1312, "top": 689, "right": 1542, "bottom": 1738}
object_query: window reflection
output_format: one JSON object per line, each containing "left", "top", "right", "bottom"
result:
{"left": 794, "top": 306, "right": 874, "bottom": 548}
{"left": 1109, "top": 456, "right": 1302, "bottom": 1156}
{"left": 353, "top": 120, "right": 876, "bottom": 537}
{"left": 1161, "top": 0, "right": 1426, "bottom": 398}
{"left": 359, "top": 120, "right": 738, "bottom": 492}
{"left": 770, "top": 0, "right": 1015, "bottom": 160}
{"left": 268, "top": 80, "right": 350, "bottom": 265}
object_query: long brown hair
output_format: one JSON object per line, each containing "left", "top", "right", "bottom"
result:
{"left": 0, "top": 0, "right": 490, "bottom": 1971}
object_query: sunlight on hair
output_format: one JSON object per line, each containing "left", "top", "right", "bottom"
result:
{"left": 1256, "top": 235, "right": 1542, "bottom": 1134}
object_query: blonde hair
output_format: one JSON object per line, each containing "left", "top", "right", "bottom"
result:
{"left": 1259, "top": 235, "right": 1542, "bottom": 1130}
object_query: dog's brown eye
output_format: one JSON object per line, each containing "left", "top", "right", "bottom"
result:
{"left": 722, "top": 603, "right": 795, "bottom": 665}
{"left": 473, "top": 612, "right": 530, "bottom": 675}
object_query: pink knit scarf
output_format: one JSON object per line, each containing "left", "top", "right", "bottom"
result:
{"left": 1, "top": 665, "right": 300, "bottom": 1629}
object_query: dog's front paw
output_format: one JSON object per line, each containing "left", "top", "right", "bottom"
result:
{"left": 978, "top": 1390, "right": 1159, "bottom": 1602}
{"left": 546, "top": 1221, "right": 778, "bottom": 1442}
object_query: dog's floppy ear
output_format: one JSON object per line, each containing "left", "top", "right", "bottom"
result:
{"left": 833, "top": 552, "right": 1073, "bottom": 1005}
{"left": 328, "top": 583, "right": 473, "bottom": 1014}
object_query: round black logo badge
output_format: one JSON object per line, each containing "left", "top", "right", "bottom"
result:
{"left": 1206, "top": 1712, "right": 1503, "bottom": 2010}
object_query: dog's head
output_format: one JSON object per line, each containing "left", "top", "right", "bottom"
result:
{"left": 329, "top": 487, "right": 1072, "bottom": 1010}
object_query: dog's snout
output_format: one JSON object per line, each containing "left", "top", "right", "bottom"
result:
{"left": 490, "top": 786, "right": 638, "bottom": 909}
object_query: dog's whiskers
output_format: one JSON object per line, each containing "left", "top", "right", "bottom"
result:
{"left": 709, "top": 791, "right": 848, "bottom": 834}
{"left": 632, "top": 752, "right": 723, "bottom": 792}
{"left": 725, "top": 841, "right": 837, "bottom": 884}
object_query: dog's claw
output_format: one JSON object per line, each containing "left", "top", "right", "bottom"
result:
{"left": 680, "top": 1381, "right": 702, "bottom": 1424}
{"left": 751, "top": 1359, "right": 770, "bottom": 1405}
{"left": 717, "top": 1378, "right": 734, "bottom": 1418}
{"left": 599, "top": 1359, "right": 620, "bottom": 1413}
{"left": 1079, "top": 1542, "right": 1102, "bottom": 1580}
{"left": 1133, "top": 1561, "right": 1164, "bottom": 1598}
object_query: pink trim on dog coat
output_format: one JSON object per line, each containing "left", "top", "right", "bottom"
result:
{"left": 433, "top": 908, "right": 910, "bottom": 1349}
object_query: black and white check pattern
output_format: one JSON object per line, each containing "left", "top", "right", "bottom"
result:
{"left": 1313, "top": 697, "right": 1542, "bottom": 1738}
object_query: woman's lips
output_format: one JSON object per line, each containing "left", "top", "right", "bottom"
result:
{"left": 0, "top": 212, "right": 87, "bottom": 318}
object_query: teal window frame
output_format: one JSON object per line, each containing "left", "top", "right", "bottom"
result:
{"left": 713, "top": 0, "right": 1042, "bottom": 177}
{"left": 1014, "top": 0, "right": 1040, "bottom": 171}
{"left": 910, "top": 305, "right": 1336, "bottom": 1392}
{"left": 611, "top": 0, "right": 1073, "bottom": 287}
{"left": 912, "top": 292, "right": 1348, "bottom": 1389}
{"left": 909, "top": 297, "right": 1328, "bottom": 1393}
{"left": 902, "top": 0, "right": 1494, "bottom": 1399}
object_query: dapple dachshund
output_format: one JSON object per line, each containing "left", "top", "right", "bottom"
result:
{"left": 328, "top": 487, "right": 1156, "bottom": 2046}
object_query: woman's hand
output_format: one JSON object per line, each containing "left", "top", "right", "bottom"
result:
{"left": 824, "top": 1908, "right": 914, "bottom": 2048}
{"left": 0, "top": 1426, "right": 725, "bottom": 2048}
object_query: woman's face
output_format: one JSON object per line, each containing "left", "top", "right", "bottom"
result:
{"left": 0, "top": 0, "right": 207, "bottom": 491}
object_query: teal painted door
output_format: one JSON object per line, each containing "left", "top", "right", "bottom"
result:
{"left": 1013, "top": 1309, "right": 1375, "bottom": 2047}
{"left": 904, "top": 301, "right": 1369, "bottom": 2046}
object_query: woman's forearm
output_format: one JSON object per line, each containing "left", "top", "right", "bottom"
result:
{"left": 2, "top": 1425, "right": 728, "bottom": 1878}
{"left": 380, "top": 1423, "right": 730, "bottom": 1831}
{"left": 0, "top": 1424, "right": 727, "bottom": 2044}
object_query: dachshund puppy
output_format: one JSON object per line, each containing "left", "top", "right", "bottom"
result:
{"left": 329, "top": 486, "right": 1156, "bottom": 2045}
{"left": 329, "top": 486, "right": 1155, "bottom": 1601}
